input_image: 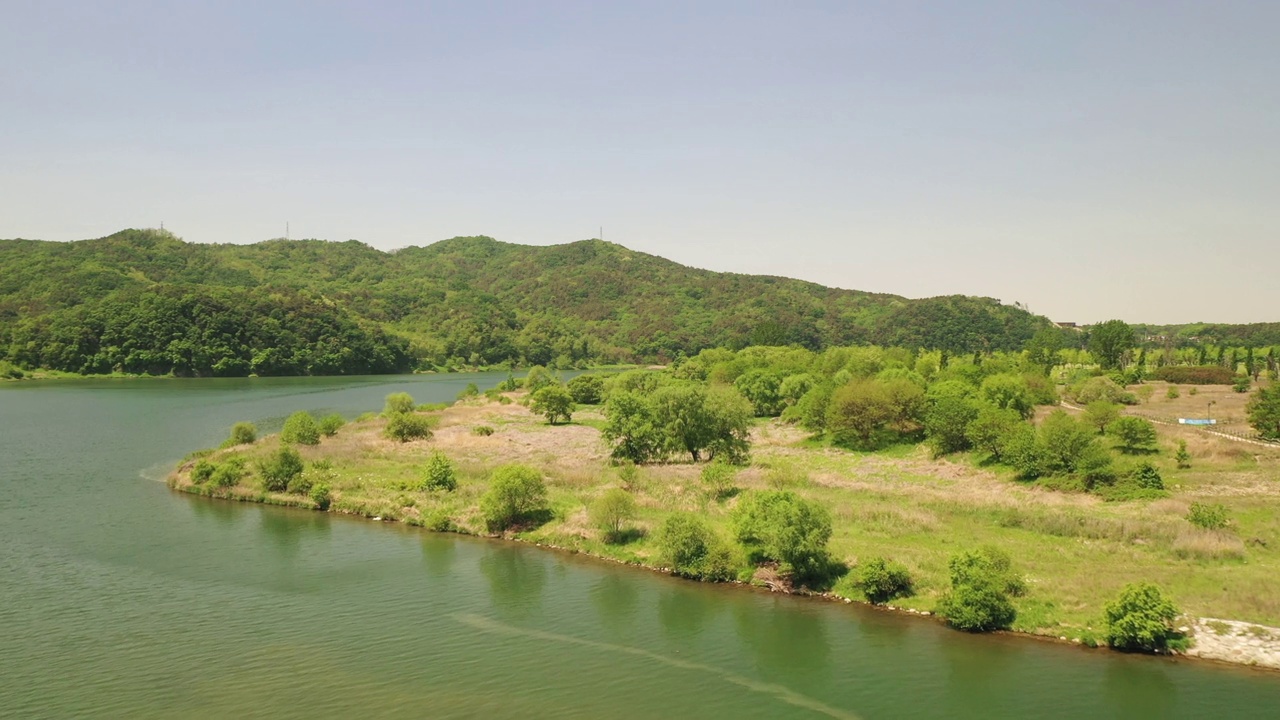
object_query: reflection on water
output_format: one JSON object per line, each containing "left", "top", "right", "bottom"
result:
{"left": 591, "top": 573, "right": 640, "bottom": 638}
{"left": 259, "top": 506, "right": 331, "bottom": 556}
{"left": 479, "top": 545, "right": 547, "bottom": 618}
{"left": 420, "top": 535, "right": 458, "bottom": 580}
{"left": 658, "top": 585, "right": 721, "bottom": 641}
{"left": 733, "top": 598, "right": 832, "bottom": 683}
{"left": 1104, "top": 655, "right": 1178, "bottom": 718}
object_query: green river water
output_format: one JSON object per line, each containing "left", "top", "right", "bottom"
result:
{"left": 2, "top": 374, "right": 1278, "bottom": 718}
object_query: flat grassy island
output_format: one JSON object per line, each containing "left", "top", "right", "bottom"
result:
{"left": 169, "top": 365, "right": 1280, "bottom": 670}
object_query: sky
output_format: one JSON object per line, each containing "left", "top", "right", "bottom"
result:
{"left": 2, "top": 1, "right": 1277, "bottom": 325}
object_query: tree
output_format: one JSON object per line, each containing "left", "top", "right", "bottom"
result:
{"left": 589, "top": 488, "right": 637, "bottom": 541}
{"left": 734, "top": 369, "right": 785, "bottom": 416}
{"left": 566, "top": 373, "right": 605, "bottom": 404}
{"left": 826, "top": 378, "right": 925, "bottom": 448}
{"left": 655, "top": 513, "right": 737, "bottom": 581}
{"left": 420, "top": 451, "right": 457, "bottom": 491}
{"left": 480, "top": 464, "right": 548, "bottom": 531}
{"left": 1089, "top": 320, "right": 1135, "bottom": 370}
{"left": 965, "top": 406, "right": 1025, "bottom": 460}
{"left": 602, "top": 391, "right": 664, "bottom": 463}
{"left": 383, "top": 392, "right": 416, "bottom": 416}
{"left": 1246, "top": 383, "right": 1280, "bottom": 439}
{"left": 980, "top": 374, "right": 1035, "bottom": 419}
{"left": 1108, "top": 416, "right": 1158, "bottom": 454}
{"left": 731, "top": 490, "right": 834, "bottom": 585}
{"left": 281, "top": 411, "right": 321, "bottom": 445}
{"left": 1024, "top": 326, "right": 1064, "bottom": 373}
{"left": 530, "top": 384, "right": 576, "bottom": 425}
{"left": 1104, "top": 583, "right": 1179, "bottom": 652}
{"left": 1082, "top": 401, "right": 1121, "bottom": 434}
{"left": 258, "top": 447, "right": 304, "bottom": 492}
{"left": 854, "top": 557, "right": 914, "bottom": 604}
{"left": 924, "top": 395, "right": 979, "bottom": 456}
{"left": 649, "top": 383, "right": 752, "bottom": 463}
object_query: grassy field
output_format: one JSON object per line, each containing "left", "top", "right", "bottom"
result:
{"left": 169, "top": 390, "right": 1280, "bottom": 646}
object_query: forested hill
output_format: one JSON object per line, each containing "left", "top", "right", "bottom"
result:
{"left": 0, "top": 229, "right": 1049, "bottom": 376}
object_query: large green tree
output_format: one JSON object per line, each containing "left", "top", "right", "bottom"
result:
{"left": 1089, "top": 320, "right": 1135, "bottom": 370}
{"left": 1246, "top": 383, "right": 1280, "bottom": 440}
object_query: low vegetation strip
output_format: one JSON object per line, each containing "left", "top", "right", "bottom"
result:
{"left": 168, "top": 358, "right": 1280, "bottom": 670}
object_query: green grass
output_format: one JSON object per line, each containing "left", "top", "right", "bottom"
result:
{"left": 167, "top": 397, "right": 1280, "bottom": 647}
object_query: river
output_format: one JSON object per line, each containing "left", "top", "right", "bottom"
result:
{"left": 2, "top": 374, "right": 1278, "bottom": 718}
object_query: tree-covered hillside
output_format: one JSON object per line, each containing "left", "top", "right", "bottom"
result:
{"left": 0, "top": 229, "right": 1050, "bottom": 375}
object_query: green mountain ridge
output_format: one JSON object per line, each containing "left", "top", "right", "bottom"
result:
{"left": 1, "top": 228, "right": 1051, "bottom": 376}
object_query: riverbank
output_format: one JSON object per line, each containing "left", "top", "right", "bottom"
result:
{"left": 168, "top": 394, "right": 1280, "bottom": 670}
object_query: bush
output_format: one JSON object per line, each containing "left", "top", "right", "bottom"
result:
{"left": 523, "top": 366, "right": 555, "bottom": 393}
{"left": 318, "top": 414, "right": 345, "bottom": 437}
{"left": 280, "top": 412, "right": 321, "bottom": 445}
{"left": 567, "top": 374, "right": 606, "bottom": 404}
{"left": 700, "top": 460, "right": 738, "bottom": 499}
{"left": 258, "top": 447, "right": 304, "bottom": 492}
{"left": 947, "top": 546, "right": 1026, "bottom": 597}
{"left": 473, "top": 425, "right": 495, "bottom": 436}
{"left": 420, "top": 451, "right": 457, "bottom": 491}
{"left": 384, "top": 412, "right": 433, "bottom": 442}
{"left": 589, "top": 488, "right": 638, "bottom": 541}
{"left": 938, "top": 583, "right": 1017, "bottom": 633}
{"left": 980, "top": 374, "right": 1035, "bottom": 419}
{"left": 1130, "top": 461, "right": 1164, "bottom": 490}
{"left": 1104, "top": 583, "right": 1180, "bottom": 652}
{"left": 310, "top": 482, "right": 332, "bottom": 511}
{"left": 1172, "top": 441, "right": 1190, "bottom": 470}
{"left": 1153, "top": 366, "right": 1236, "bottom": 385}
{"left": 210, "top": 457, "right": 246, "bottom": 487}
{"left": 191, "top": 459, "right": 216, "bottom": 483}
{"left": 456, "top": 382, "right": 480, "bottom": 401}
{"left": 936, "top": 546, "right": 1027, "bottom": 631}
{"left": 1108, "top": 416, "right": 1158, "bottom": 454}
{"left": 1072, "top": 376, "right": 1137, "bottom": 405}
{"left": 1166, "top": 386, "right": 1180, "bottom": 399}
{"left": 656, "top": 513, "right": 737, "bottom": 581}
{"left": 383, "top": 392, "right": 416, "bottom": 416}
{"left": 731, "top": 490, "right": 834, "bottom": 586}
{"left": 965, "top": 406, "right": 1025, "bottom": 460}
{"left": 1187, "top": 502, "right": 1228, "bottom": 530}
{"left": 530, "top": 384, "right": 575, "bottom": 425}
{"left": 1233, "top": 376, "right": 1252, "bottom": 393}
{"left": 1082, "top": 401, "right": 1120, "bottom": 434}
{"left": 854, "top": 557, "right": 914, "bottom": 604}
{"left": 225, "top": 422, "right": 257, "bottom": 446}
{"left": 479, "top": 464, "right": 548, "bottom": 531}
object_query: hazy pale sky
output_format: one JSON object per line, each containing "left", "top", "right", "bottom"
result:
{"left": 3, "top": 1, "right": 1277, "bottom": 324}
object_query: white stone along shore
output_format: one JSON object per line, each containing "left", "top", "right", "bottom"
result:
{"left": 1186, "top": 618, "right": 1280, "bottom": 669}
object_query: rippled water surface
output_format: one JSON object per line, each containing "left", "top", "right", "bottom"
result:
{"left": 2, "top": 374, "right": 1278, "bottom": 718}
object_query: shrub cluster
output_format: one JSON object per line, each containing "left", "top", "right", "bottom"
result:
{"left": 1152, "top": 366, "right": 1236, "bottom": 385}
{"left": 853, "top": 557, "right": 914, "bottom": 604}
{"left": 381, "top": 392, "right": 433, "bottom": 442}
{"left": 937, "top": 547, "right": 1022, "bottom": 632}
{"left": 656, "top": 513, "right": 737, "bottom": 581}
{"left": 281, "top": 412, "right": 320, "bottom": 445}
{"left": 420, "top": 451, "right": 457, "bottom": 491}
{"left": 479, "top": 464, "right": 548, "bottom": 531}
{"left": 1103, "top": 583, "right": 1180, "bottom": 652}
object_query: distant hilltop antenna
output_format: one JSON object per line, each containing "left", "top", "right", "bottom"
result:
{"left": 286, "top": 221, "right": 290, "bottom": 239}
{"left": 599, "top": 226, "right": 603, "bottom": 241}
